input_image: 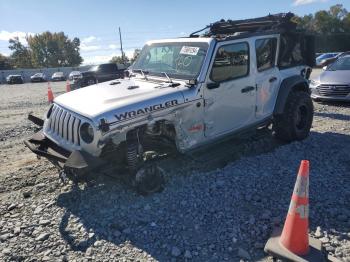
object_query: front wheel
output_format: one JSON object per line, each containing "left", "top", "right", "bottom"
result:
{"left": 273, "top": 91, "right": 314, "bottom": 142}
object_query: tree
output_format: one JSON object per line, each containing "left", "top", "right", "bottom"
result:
{"left": 8, "top": 37, "right": 33, "bottom": 68}
{"left": 296, "top": 4, "right": 349, "bottom": 34}
{"left": 130, "top": 49, "right": 141, "bottom": 63}
{"left": 110, "top": 55, "right": 129, "bottom": 64}
{"left": 26, "top": 32, "right": 83, "bottom": 67}
{"left": 0, "top": 53, "right": 12, "bottom": 70}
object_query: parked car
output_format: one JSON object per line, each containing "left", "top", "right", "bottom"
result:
{"left": 30, "top": 73, "right": 46, "bottom": 82}
{"left": 68, "top": 71, "right": 83, "bottom": 89}
{"left": 315, "top": 53, "right": 339, "bottom": 67}
{"left": 310, "top": 55, "right": 350, "bottom": 102}
{"left": 320, "top": 51, "right": 350, "bottom": 68}
{"left": 51, "top": 72, "right": 66, "bottom": 81}
{"left": 77, "top": 63, "right": 126, "bottom": 87}
{"left": 6, "top": 75, "right": 24, "bottom": 84}
{"left": 25, "top": 13, "right": 315, "bottom": 194}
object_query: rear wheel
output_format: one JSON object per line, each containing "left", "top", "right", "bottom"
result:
{"left": 273, "top": 91, "right": 313, "bottom": 142}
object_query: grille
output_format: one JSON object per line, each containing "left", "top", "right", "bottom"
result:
{"left": 46, "top": 104, "right": 82, "bottom": 146}
{"left": 317, "top": 84, "right": 350, "bottom": 97}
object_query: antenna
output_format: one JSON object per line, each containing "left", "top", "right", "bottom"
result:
{"left": 119, "top": 27, "right": 125, "bottom": 64}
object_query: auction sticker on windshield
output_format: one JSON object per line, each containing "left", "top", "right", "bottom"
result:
{"left": 180, "top": 46, "right": 200, "bottom": 56}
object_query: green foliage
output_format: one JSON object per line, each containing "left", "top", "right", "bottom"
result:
{"left": 26, "top": 32, "right": 83, "bottom": 67}
{"left": 110, "top": 55, "right": 128, "bottom": 64}
{"left": 0, "top": 53, "right": 13, "bottom": 70}
{"left": 296, "top": 4, "right": 350, "bottom": 34}
{"left": 8, "top": 32, "right": 83, "bottom": 69}
{"left": 295, "top": 4, "right": 350, "bottom": 52}
{"left": 8, "top": 37, "right": 33, "bottom": 68}
{"left": 110, "top": 48, "right": 141, "bottom": 64}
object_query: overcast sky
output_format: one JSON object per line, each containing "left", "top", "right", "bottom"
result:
{"left": 0, "top": 0, "right": 349, "bottom": 65}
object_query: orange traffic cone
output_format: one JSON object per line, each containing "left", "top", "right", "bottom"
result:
{"left": 264, "top": 160, "right": 325, "bottom": 262}
{"left": 47, "top": 82, "right": 54, "bottom": 103}
{"left": 66, "top": 80, "right": 71, "bottom": 92}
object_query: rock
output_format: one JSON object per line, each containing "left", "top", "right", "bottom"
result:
{"left": 86, "top": 247, "right": 93, "bottom": 256}
{"left": 34, "top": 207, "right": 43, "bottom": 214}
{"left": 238, "top": 247, "right": 251, "bottom": 260}
{"left": 320, "top": 237, "right": 330, "bottom": 244}
{"left": 254, "top": 242, "right": 264, "bottom": 249}
{"left": 315, "top": 226, "right": 323, "bottom": 238}
{"left": 14, "top": 227, "right": 21, "bottom": 234}
{"left": 7, "top": 203, "right": 17, "bottom": 211}
{"left": 94, "top": 240, "right": 103, "bottom": 247}
{"left": 171, "top": 246, "right": 181, "bottom": 257}
{"left": 337, "top": 214, "right": 348, "bottom": 222}
{"left": 184, "top": 250, "right": 192, "bottom": 259}
{"left": 23, "top": 191, "right": 31, "bottom": 198}
{"left": 36, "top": 233, "right": 50, "bottom": 241}
{"left": 39, "top": 219, "right": 51, "bottom": 226}
{"left": 2, "top": 248, "right": 11, "bottom": 255}
{"left": 262, "top": 210, "right": 272, "bottom": 220}
{"left": 0, "top": 233, "right": 10, "bottom": 241}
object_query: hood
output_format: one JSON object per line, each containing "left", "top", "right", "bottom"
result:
{"left": 317, "top": 70, "right": 350, "bottom": 85}
{"left": 54, "top": 78, "right": 187, "bottom": 122}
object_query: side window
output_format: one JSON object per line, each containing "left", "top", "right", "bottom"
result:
{"left": 210, "top": 42, "right": 249, "bottom": 82}
{"left": 255, "top": 38, "right": 277, "bottom": 72}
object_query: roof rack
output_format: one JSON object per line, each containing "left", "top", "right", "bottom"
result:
{"left": 190, "top": 12, "right": 297, "bottom": 38}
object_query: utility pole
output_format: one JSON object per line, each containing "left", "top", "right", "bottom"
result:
{"left": 118, "top": 27, "right": 125, "bottom": 64}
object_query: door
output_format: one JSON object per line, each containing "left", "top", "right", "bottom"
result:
{"left": 204, "top": 41, "right": 256, "bottom": 137}
{"left": 254, "top": 37, "right": 280, "bottom": 118}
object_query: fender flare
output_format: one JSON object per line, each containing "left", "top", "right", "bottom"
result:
{"left": 273, "top": 75, "right": 310, "bottom": 115}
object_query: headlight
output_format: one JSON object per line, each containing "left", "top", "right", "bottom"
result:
{"left": 309, "top": 80, "right": 320, "bottom": 88}
{"left": 80, "top": 122, "right": 94, "bottom": 144}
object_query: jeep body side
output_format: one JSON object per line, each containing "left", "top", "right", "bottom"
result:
{"left": 25, "top": 13, "right": 315, "bottom": 193}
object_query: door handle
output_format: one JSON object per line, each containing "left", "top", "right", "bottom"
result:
{"left": 269, "top": 77, "right": 277, "bottom": 83}
{"left": 241, "top": 86, "right": 255, "bottom": 93}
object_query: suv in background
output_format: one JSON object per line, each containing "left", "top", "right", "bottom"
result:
{"left": 6, "top": 75, "right": 24, "bottom": 84}
{"left": 76, "top": 63, "right": 127, "bottom": 88}
{"left": 25, "top": 13, "right": 315, "bottom": 194}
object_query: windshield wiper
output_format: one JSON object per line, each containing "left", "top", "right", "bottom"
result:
{"left": 161, "top": 72, "right": 173, "bottom": 83}
{"left": 132, "top": 69, "right": 149, "bottom": 80}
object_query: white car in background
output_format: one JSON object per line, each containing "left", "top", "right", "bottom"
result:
{"left": 51, "top": 72, "right": 66, "bottom": 81}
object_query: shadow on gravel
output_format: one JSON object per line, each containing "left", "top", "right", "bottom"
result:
{"left": 56, "top": 131, "right": 350, "bottom": 261}
{"left": 314, "top": 111, "right": 350, "bottom": 121}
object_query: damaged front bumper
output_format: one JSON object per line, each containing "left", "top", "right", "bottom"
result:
{"left": 24, "top": 114, "right": 105, "bottom": 180}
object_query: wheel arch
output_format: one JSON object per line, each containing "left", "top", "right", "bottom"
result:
{"left": 273, "top": 75, "right": 310, "bottom": 116}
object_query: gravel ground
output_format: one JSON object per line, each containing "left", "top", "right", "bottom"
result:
{"left": 0, "top": 74, "right": 349, "bottom": 262}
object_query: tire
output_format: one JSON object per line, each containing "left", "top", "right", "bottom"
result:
{"left": 86, "top": 78, "right": 96, "bottom": 86}
{"left": 273, "top": 91, "right": 313, "bottom": 142}
{"left": 135, "top": 164, "right": 164, "bottom": 195}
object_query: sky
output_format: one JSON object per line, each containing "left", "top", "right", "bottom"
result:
{"left": 0, "top": 0, "right": 349, "bottom": 65}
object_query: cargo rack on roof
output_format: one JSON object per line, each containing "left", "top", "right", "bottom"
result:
{"left": 190, "top": 12, "right": 298, "bottom": 38}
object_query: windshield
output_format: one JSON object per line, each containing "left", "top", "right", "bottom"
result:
{"left": 90, "top": 65, "right": 99, "bottom": 71}
{"left": 132, "top": 42, "right": 208, "bottom": 80}
{"left": 327, "top": 56, "right": 350, "bottom": 71}
{"left": 317, "top": 53, "right": 337, "bottom": 61}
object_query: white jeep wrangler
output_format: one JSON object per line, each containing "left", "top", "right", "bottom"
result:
{"left": 25, "top": 13, "right": 315, "bottom": 194}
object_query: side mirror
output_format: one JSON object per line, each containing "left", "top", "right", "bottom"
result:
{"left": 207, "top": 82, "right": 220, "bottom": 89}
{"left": 322, "top": 66, "right": 327, "bottom": 71}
